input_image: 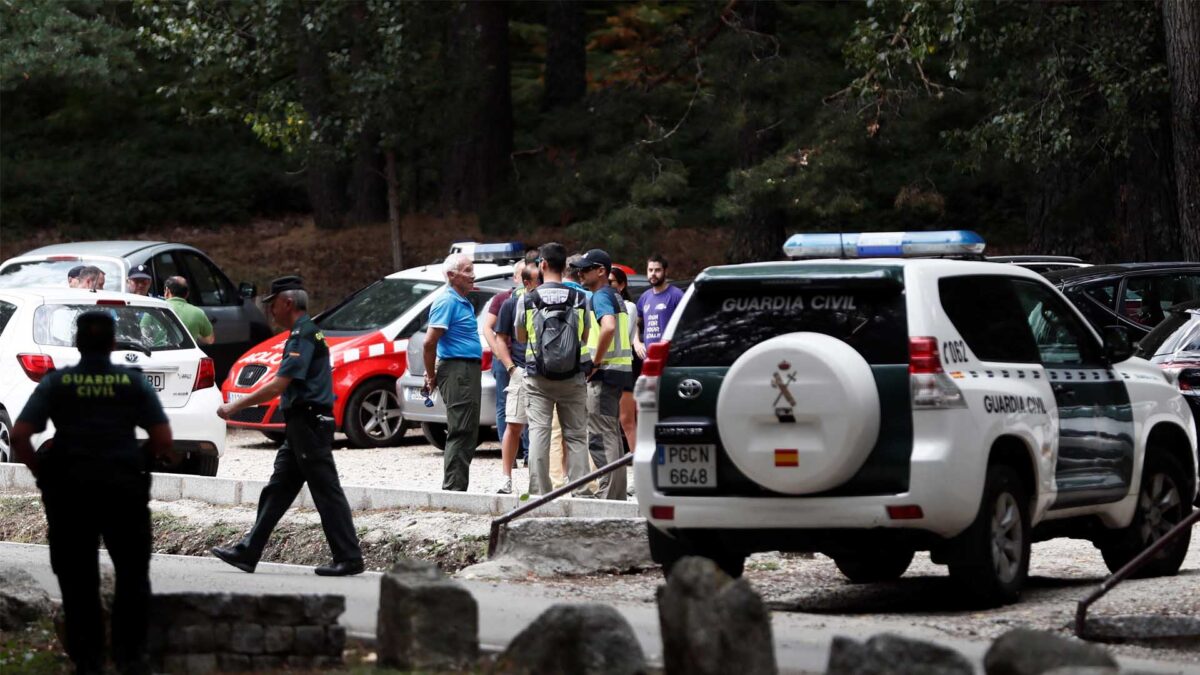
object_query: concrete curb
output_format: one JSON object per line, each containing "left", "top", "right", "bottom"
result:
{"left": 0, "top": 464, "right": 639, "bottom": 518}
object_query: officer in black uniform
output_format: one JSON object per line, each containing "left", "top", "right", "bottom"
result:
{"left": 211, "top": 276, "right": 364, "bottom": 576}
{"left": 11, "top": 312, "right": 173, "bottom": 675}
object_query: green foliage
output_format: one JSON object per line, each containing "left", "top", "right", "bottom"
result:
{"left": 0, "top": 0, "right": 135, "bottom": 91}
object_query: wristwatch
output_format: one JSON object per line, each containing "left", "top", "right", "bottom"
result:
{"left": 506, "top": 363, "right": 517, "bottom": 373}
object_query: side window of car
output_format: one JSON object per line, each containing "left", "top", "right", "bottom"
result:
{"left": 0, "top": 300, "right": 15, "bottom": 336}
{"left": 152, "top": 252, "right": 182, "bottom": 296}
{"left": 398, "top": 307, "right": 431, "bottom": 339}
{"left": 179, "top": 252, "right": 235, "bottom": 306}
{"left": 1012, "top": 280, "right": 1104, "bottom": 366}
{"left": 1123, "top": 274, "right": 1200, "bottom": 328}
{"left": 1083, "top": 280, "right": 1118, "bottom": 310}
{"left": 938, "top": 276, "right": 1040, "bottom": 363}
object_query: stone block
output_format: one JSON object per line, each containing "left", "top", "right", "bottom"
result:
{"left": 263, "top": 626, "right": 294, "bottom": 654}
{"left": 428, "top": 490, "right": 498, "bottom": 515}
{"left": 984, "top": 629, "right": 1118, "bottom": 675}
{"left": 489, "top": 517, "right": 652, "bottom": 576}
{"left": 182, "top": 625, "right": 215, "bottom": 653}
{"left": 229, "top": 623, "right": 264, "bottom": 654}
{"left": 563, "top": 497, "right": 639, "bottom": 519}
{"left": 493, "top": 604, "right": 645, "bottom": 675}
{"left": 295, "top": 485, "right": 314, "bottom": 509}
{"left": 325, "top": 625, "right": 347, "bottom": 657}
{"left": 149, "top": 473, "right": 184, "bottom": 501}
{"left": 364, "top": 487, "right": 433, "bottom": 510}
{"left": 180, "top": 476, "right": 240, "bottom": 505}
{"left": 251, "top": 655, "right": 284, "bottom": 670}
{"left": 183, "top": 654, "right": 217, "bottom": 674}
{"left": 211, "top": 623, "right": 232, "bottom": 651}
{"left": 301, "top": 594, "right": 345, "bottom": 624}
{"left": 238, "top": 480, "right": 269, "bottom": 506}
{"left": 828, "top": 634, "right": 972, "bottom": 675}
{"left": 377, "top": 559, "right": 479, "bottom": 671}
{"left": 216, "top": 653, "right": 252, "bottom": 673}
{"left": 294, "top": 625, "right": 325, "bottom": 655}
{"left": 162, "top": 654, "right": 188, "bottom": 673}
{"left": 257, "top": 595, "right": 306, "bottom": 625}
{"left": 657, "top": 556, "right": 776, "bottom": 675}
{"left": 286, "top": 655, "right": 327, "bottom": 669}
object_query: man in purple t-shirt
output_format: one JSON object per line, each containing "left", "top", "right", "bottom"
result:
{"left": 634, "top": 254, "right": 685, "bottom": 358}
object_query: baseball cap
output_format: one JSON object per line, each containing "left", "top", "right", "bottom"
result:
{"left": 568, "top": 249, "right": 613, "bottom": 272}
{"left": 129, "top": 264, "right": 152, "bottom": 280}
{"left": 263, "top": 275, "right": 305, "bottom": 303}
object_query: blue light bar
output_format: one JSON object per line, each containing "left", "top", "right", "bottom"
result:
{"left": 471, "top": 242, "right": 524, "bottom": 263}
{"left": 783, "top": 231, "right": 986, "bottom": 259}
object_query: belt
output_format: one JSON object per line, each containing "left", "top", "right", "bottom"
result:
{"left": 287, "top": 402, "right": 333, "bottom": 416}
{"left": 441, "top": 357, "right": 482, "bottom": 363}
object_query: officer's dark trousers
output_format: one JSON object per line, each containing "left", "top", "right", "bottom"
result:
{"left": 240, "top": 409, "right": 362, "bottom": 562}
{"left": 42, "top": 467, "right": 151, "bottom": 673}
{"left": 437, "top": 358, "right": 482, "bottom": 491}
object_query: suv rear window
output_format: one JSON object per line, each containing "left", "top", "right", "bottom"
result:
{"left": 33, "top": 304, "right": 192, "bottom": 351}
{"left": 940, "top": 276, "right": 1040, "bottom": 363}
{"left": 318, "top": 278, "right": 442, "bottom": 333}
{"left": 668, "top": 282, "right": 908, "bottom": 367}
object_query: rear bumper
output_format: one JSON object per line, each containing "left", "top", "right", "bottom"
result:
{"left": 397, "top": 373, "right": 497, "bottom": 426}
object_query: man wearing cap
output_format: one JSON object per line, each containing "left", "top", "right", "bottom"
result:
{"left": 575, "top": 249, "right": 633, "bottom": 500}
{"left": 423, "top": 253, "right": 482, "bottom": 491}
{"left": 126, "top": 265, "right": 153, "bottom": 296}
{"left": 10, "top": 311, "right": 173, "bottom": 675}
{"left": 211, "top": 276, "right": 364, "bottom": 576}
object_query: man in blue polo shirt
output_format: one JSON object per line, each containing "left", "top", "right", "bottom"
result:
{"left": 423, "top": 253, "right": 483, "bottom": 491}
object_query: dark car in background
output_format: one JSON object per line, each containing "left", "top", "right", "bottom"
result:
{"left": 0, "top": 241, "right": 271, "bottom": 381}
{"left": 988, "top": 255, "right": 1090, "bottom": 275}
{"left": 1135, "top": 300, "right": 1200, "bottom": 430}
{"left": 1046, "top": 262, "right": 1200, "bottom": 340}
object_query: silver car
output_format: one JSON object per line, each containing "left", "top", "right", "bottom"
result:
{"left": 397, "top": 280, "right": 511, "bottom": 449}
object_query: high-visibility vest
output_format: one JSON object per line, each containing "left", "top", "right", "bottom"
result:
{"left": 523, "top": 284, "right": 591, "bottom": 371}
{"left": 587, "top": 287, "right": 633, "bottom": 372}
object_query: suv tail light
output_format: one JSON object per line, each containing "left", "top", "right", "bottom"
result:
{"left": 481, "top": 350, "right": 493, "bottom": 372}
{"left": 194, "top": 358, "right": 216, "bottom": 391}
{"left": 18, "top": 354, "right": 55, "bottom": 382}
{"left": 635, "top": 341, "right": 671, "bottom": 411}
{"left": 908, "top": 337, "right": 966, "bottom": 409}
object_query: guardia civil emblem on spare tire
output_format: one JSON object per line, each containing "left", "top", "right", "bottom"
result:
{"left": 771, "top": 360, "right": 796, "bottom": 423}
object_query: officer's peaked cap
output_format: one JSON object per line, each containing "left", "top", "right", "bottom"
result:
{"left": 264, "top": 275, "right": 306, "bottom": 302}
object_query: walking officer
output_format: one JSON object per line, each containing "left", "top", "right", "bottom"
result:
{"left": 211, "top": 275, "right": 364, "bottom": 576}
{"left": 11, "top": 311, "right": 173, "bottom": 675}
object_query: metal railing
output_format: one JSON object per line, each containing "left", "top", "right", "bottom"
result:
{"left": 487, "top": 453, "right": 634, "bottom": 557}
{"left": 1075, "top": 507, "right": 1200, "bottom": 639}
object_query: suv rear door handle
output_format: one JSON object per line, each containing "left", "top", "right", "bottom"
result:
{"left": 1052, "top": 383, "right": 1075, "bottom": 400}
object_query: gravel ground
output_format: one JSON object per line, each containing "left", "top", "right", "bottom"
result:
{"left": 219, "top": 427, "right": 635, "bottom": 497}
{"left": 217, "top": 427, "right": 1200, "bottom": 667}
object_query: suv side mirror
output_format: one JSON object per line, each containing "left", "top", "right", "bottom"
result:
{"left": 239, "top": 282, "right": 257, "bottom": 299}
{"left": 1103, "top": 325, "right": 1134, "bottom": 363}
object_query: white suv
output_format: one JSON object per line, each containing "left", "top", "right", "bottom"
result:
{"left": 634, "top": 231, "right": 1197, "bottom": 606}
{"left": 0, "top": 288, "right": 225, "bottom": 475}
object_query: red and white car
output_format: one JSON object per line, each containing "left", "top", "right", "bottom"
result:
{"left": 220, "top": 261, "right": 514, "bottom": 448}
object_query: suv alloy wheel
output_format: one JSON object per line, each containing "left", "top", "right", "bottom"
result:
{"left": 1099, "top": 451, "right": 1192, "bottom": 577}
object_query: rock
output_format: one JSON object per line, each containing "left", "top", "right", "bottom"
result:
{"left": 377, "top": 560, "right": 478, "bottom": 671}
{"left": 229, "top": 623, "right": 265, "bottom": 655}
{"left": 489, "top": 518, "right": 652, "bottom": 576}
{"left": 491, "top": 604, "right": 645, "bottom": 675}
{"left": 301, "top": 594, "right": 345, "bottom": 624}
{"left": 985, "top": 629, "right": 1118, "bottom": 675}
{"left": 293, "top": 625, "right": 326, "bottom": 655}
{"left": 456, "top": 558, "right": 533, "bottom": 581}
{"left": 1082, "top": 614, "right": 1200, "bottom": 641}
{"left": 657, "top": 556, "right": 776, "bottom": 675}
{"left": 827, "top": 634, "right": 973, "bottom": 675}
{"left": 256, "top": 595, "right": 306, "bottom": 626}
{"left": 263, "top": 626, "right": 295, "bottom": 654}
{"left": 0, "top": 566, "right": 55, "bottom": 630}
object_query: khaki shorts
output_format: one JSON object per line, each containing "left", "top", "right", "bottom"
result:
{"left": 504, "top": 367, "right": 529, "bottom": 425}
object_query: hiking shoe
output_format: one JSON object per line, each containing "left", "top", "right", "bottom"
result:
{"left": 497, "top": 477, "right": 513, "bottom": 494}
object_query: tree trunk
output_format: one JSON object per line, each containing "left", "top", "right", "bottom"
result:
{"left": 294, "top": 9, "right": 344, "bottom": 229}
{"left": 440, "top": 0, "right": 513, "bottom": 213}
{"left": 726, "top": 1, "right": 786, "bottom": 264}
{"left": 385, "top": 149, "right": 403, "bottom": 271}
{"left": 347, "top": 127, "right": 388, "bottom": 225}
{"left": 1164, "top": 0, "right": 1200, "bottom": 261}
{"left": 543, "top": 0, "right": 586, "bottom": 110}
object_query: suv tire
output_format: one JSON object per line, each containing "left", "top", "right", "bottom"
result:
{"left": 0, "top": 409, "right": 12, "bottom": 463}
{"left": 1098, "top": 451, "right": 1192, "bottom": 578}
{"left": 834, "top": 549, "right": 914, "bottom": 584}
{"left": 647, "top": 524, "right": 745, "bottom": 579}
{"left": 344, "top": 379, "right": 406, "bottom": 448}
{"left": 187, "top": 454, "right": 219, "bottom": 477}
{"left": 948, "top": 464, "right": 1030, "bottom": 607}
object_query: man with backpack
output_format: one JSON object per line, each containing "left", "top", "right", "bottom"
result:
{"left": 515, "top": 242, "right": 592, "bottom": 495}
{"left": 573, "top": 249, "right": 633, "bottom": 500}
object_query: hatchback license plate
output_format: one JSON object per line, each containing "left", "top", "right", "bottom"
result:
{"left": 146, "top": 372, "right": 165, "bottom": 392}
{"left": 656, "top": 444, "right": 717, "bottom": 488}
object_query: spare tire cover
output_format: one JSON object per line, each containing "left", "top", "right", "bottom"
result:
{"left": 716, "top": 332, "right": 881, "bottom": 494}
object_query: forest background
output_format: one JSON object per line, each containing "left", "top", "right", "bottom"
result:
{"left": 2, "top": 0, "right": 1197, "bottom": 305}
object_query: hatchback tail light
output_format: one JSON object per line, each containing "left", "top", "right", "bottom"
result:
{"left": 194, "top": 358, "right": 216, "bottom": 391}
{"left": 634, "top": 341, "right": 671, "bottom": 411}
{"left": 481, "top": 350, "right": 494, "bottom": 372}
{"left": 908, "top": 336, "right": 965, "bottom": 409}
{"left": 18, "top": 354, "right": 55, "bottom": 382}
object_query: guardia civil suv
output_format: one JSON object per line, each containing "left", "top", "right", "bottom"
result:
{"left": 634, "top": 231, "right": 1198, "bottom": 606}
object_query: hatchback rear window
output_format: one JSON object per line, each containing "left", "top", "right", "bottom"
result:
{"left": 0, "top": 300, "right": 15, "bottom": 336}
{"left": 0, "top": 259, "right": 124, "bottom": 292}
{"left": 318, "top": 278, "right": 442, "bottom": 333}
{"left": 33, "top": 304, "right": 192, "bottom": 351}
{"left": 668, "top": 282, "right": 908, "bottom": 367}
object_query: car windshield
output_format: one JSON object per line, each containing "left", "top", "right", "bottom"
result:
{"left": 33, "top": 304, "right": 192, "bottom": 351}
{"left": 0, "top": 259, "right": 124, "bottom": 292}
{"left": 317, "top": 278, "right": 442, "bottom": 333}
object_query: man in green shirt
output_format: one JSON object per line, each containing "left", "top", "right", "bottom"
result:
{"left": 163, "top": 276, "right": 215, "bottom": 345}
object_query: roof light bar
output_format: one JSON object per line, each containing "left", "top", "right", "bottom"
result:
{"left": 471, "top": 242, "right": 524, "bottom": 263}
{"left": 783, "top": 231, "right": 986, "bottom": 260}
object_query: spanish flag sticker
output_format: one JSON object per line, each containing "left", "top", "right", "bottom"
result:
{"left": 775, "top": 449, "right": 799, "bottom": 467}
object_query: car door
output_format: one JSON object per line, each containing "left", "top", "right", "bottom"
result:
{"left": 173, "top": 249, "right": 251, "bottom": 381}
{"left": 1012, "top": 279, "right": 1135, "bottom": 509}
